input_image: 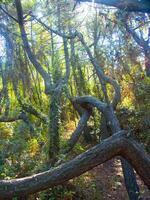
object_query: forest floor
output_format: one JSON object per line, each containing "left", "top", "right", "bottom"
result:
{"left": 61, "top": 123, "right": 150, "bottom": 200}
{"left": 30, "top": 157, "right": 150, "bottom": 200}
{"left": 72, "top": 158, "right": 150, "bottom": 200}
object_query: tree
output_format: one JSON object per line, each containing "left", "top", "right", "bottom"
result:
{"left": 0, "top": 131, "right": 150, "bottom": 199}
{"left": 0, "top": 0, "right": 149, "bottom": 199}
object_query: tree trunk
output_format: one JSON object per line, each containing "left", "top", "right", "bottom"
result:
{"left": 105, "top": 106, "right": 140, "bottom": 200}
{"left": 121, "top": 158, "right": 141, "bottom": 200}
{"left": 48, "top": 94, "right": 61, "bottom": 165}
{"left": 0, "top": 132, "right": 149, "bottom": 199}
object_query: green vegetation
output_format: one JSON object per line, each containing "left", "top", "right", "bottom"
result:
{"left": 0, "top": 0, "right": 149, "bottom": 199}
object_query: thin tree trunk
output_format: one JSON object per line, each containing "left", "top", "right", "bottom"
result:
{"left": 105, "top": 106, "right": 140, "bottom": 200}
{"left": 48, "top": 93, "right": 61, "bottom": 165}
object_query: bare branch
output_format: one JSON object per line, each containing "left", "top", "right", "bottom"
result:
{"left": 77, "top": 0, "right": 150, "bottom": 13}
{"left": 31, "top": 14, "right": 76, "bottom": 39}
{"left": 0, "top": 5, "right": 18, "bottom": 23}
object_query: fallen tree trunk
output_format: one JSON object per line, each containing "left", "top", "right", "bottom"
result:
{"left": 0, "top": 131, "right": 149, "bottom": 199}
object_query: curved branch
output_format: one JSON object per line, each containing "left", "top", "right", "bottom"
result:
{"left": 76, "top": 32, "right": 121, "bottom": 107}
{"left": 64, "top": 109, "right": 91, "bottom": 153}
{"left": 29, "top": 15, "right": 121, "bottom": 106}
{"left": 77, "top": 0, "right": 150, "bottom": 13}
{"left": 73, "top": 95, "right": 107, "bottom": 113}
{"left": 122, "top": 14, "right": 149, "bottom": 52}
{"left": 63, "top": 95, "right": 106, "bottom": 153}
{"left": 0, "top": 132, "right": 149, "bottom": 198}
{"left": 15, "top": 0, "right": 52, "bottom": 94}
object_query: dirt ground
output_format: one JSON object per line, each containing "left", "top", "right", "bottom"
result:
{"left": 82, "top": 158, "right": 150, "bottom": 200}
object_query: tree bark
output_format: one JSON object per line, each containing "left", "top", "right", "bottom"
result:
{"left": 76, "top": 30, "right": 141, "bottom": 199}
{"left": 48, "top": 93, "right": 61, "bottom": 165}
{"left": 64, "top": 109, "right": 91, "bottom": 153}
{"left": 0, "top": 132, "right": 149, "bottom": 199}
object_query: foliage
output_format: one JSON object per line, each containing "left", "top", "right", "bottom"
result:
{"left": 0, "top": 0, "right": 149, "bottom": 199}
